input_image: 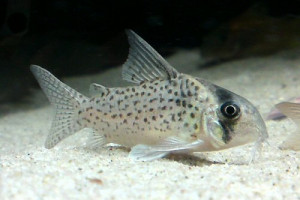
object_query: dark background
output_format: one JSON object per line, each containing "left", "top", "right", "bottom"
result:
{"left": 0, "top": 0, "right": 300, "bottom": 103}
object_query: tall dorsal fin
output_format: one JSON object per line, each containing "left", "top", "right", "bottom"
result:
{"left": 122, "top": 30, "right": 179, "bottom": 84}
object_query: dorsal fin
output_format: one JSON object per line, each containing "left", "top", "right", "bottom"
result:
{"left": 89, "top": 83, "right": 109, "bottom": 97}
{"left": 122, "top": 30, "right": 179, "bottom": 84}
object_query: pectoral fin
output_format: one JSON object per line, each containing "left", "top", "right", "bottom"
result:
{"left": 129, "top": 137, "right": 204, "bottom": 161}
{"left": 129, "top": 145, "right": 169, "bottom": 161}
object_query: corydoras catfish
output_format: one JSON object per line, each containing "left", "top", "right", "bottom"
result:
{"left": 276, "top": 102, "right": 300, "bottom": 150}
{"left": 30, "top": 30, "right": 268, "bottom": 161}
{"left": 267, "top": 97, "right": 300, "bottom": 120}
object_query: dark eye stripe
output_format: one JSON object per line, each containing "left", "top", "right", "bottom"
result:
{"left": 218, "top": 120, "right": 232, "bottom": 143}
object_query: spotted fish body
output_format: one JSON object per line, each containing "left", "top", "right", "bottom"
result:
{"left": 31, "top": 30, "right": 268, "bottom": 161}
{"left": 81, "top": 76, "right": 208, "bottom": 147}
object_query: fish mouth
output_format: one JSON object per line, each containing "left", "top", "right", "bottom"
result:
{"left": 229, "top": 120, "right": 268, "bottom": 148}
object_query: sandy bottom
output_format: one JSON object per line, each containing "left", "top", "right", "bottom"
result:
{"left": 1, "top": 49, "right": 300, "bottom": 199}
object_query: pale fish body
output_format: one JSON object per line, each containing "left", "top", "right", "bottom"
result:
{"left": 31, "top": 30, "right": 268, "bottom": 161}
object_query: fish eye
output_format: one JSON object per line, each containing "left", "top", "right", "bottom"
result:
{"left": 220, "top": 102, "right": 240, "bottom": 119}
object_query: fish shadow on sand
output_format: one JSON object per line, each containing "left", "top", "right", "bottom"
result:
{"left": 82, "top": 145, "right": 235, "bottom": 167}
{"left": 167, "top": 153, "right": 252, "bottom": 166}
{"left": 166, "top": 154, "right": 217, "bottom": 167}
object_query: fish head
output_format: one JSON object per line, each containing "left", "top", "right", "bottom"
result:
{"left": 201, "top": 84, "right": 268, "bottom": 150}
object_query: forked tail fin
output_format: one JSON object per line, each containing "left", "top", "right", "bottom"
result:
{"left": 30, "top": 65, "right": 89, "bottom": 148}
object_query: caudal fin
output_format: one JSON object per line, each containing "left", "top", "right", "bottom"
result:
{"left": 30, "top": 65, "right": 89, "bottom": 148}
